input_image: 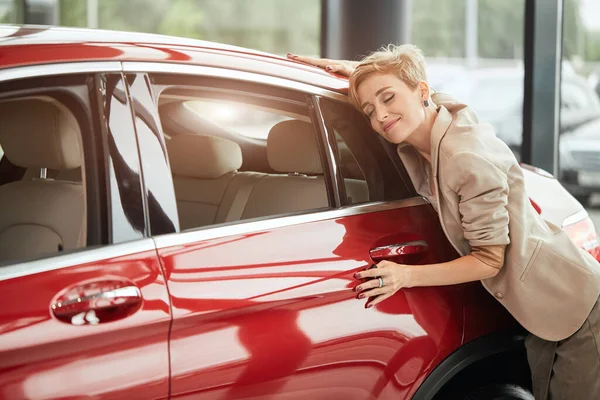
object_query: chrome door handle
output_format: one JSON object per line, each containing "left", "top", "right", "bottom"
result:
{"left": 52, "top": 283, "right": 142, "bottom": 325}
{"left": 369, "top": 240, "right": 428, "bottom": 261}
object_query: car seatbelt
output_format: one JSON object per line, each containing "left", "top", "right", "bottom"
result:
{"left": 224, "top": 177, "right": 258, "bottom": 222}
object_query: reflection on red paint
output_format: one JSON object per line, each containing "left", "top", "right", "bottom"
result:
{"left": 162, "top": 205, "right": 469, "bottom": 399}
{"left": 0, "top": 249, "right": 171, "bottom": 399}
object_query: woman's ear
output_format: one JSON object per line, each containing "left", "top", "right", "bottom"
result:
{"left": 418, "top": 81, "right": 430, "bottom": 101}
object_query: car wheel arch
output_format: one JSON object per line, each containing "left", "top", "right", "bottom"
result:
{"left": 412, "top": 331, "right": 530, "bottom": 400}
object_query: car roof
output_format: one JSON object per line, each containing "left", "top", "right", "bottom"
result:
{"left": 0, "top": 24, "right": 349, "bottom": 93}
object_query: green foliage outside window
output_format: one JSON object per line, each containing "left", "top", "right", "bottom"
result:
{"left": 59, "top": 0, "right": 320, "bottom": 56}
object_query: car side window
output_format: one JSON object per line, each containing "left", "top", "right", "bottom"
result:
{"left": 149, "top": 74, "right": 333, "bottom": 232}
{"left": 318, "top": 97, "right": 414, "bottom": 204}
{"left": 0, "top": 75, "right": 103, "bottom": 265}
{"left": 97, "top": 74, "right": 147, "bottom": 243}
{"left": 125, "top": 73, "right": 179, "bottom": 236}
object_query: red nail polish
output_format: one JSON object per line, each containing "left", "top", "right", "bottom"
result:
{"left": 354, "top": 273, "right": 361, "bottom": 279}
{"left": 366, "top": 303, "right": 373, "bottom": 308}
{"left": 358, "top": 294, "right": 365, "bottom": 299}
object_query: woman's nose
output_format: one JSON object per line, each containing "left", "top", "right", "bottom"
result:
{"left": 375, "top": 108, "right": 388, "bottom": 121}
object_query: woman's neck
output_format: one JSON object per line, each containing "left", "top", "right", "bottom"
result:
{"left": 406, "top": 102, "right": 438, "bottom": 163}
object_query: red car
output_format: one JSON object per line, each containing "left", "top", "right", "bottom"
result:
{"left": 0, "top": 25, "right": 597, "bottom": 400}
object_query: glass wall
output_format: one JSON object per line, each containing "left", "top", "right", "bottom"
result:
{"left": 0, "top": 0, "right": 18, "bottom": 23}
{"left": 559, "top": 0, "right": 600, "bottom": 227}
{"left": 411, "top": 0, "right": 526, "bottom": 160}
{"left": 1, "top": 0, "right": 320, "bottom": 56}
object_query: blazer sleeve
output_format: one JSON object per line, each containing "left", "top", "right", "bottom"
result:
{"left": 445, "top": 151, "right": 510, "bottom": 248}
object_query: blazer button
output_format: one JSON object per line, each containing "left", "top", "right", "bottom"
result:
{"left": 495, "top": 292, "right": 504, "bottom": 299}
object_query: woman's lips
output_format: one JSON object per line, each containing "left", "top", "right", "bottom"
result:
{"left": 383, "top": 118, "right": 399, "bottom": 132}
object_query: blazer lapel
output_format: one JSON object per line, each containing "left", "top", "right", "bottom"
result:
{"left": 428, "top": 106, "right": 465, "bottom": 254}
{"left": 396, "top": 106, "right": 454, "bottom": 202}
{"left": 430, "top": 105, "right": 454, "bottom": 182}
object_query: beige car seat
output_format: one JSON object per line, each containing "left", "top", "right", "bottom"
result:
{"left": 167, "top": 134, "right": 243, "bottom": 230}
{"left": 240, "top": 120, "right": 329, "bottom": 219}
{"left": 0, "top": 98, "right": 86, "bottom": 262}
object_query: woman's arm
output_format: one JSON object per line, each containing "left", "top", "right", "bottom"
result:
{"left": 286, "top": 54, "right": 358, "bottom": 76}
{"left": 355, "top": 255, "right": 500, "bottom": 307}
{"left": 355, "top": 139, "right": 512, "bottom": 308}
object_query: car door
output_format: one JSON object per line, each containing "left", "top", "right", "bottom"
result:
{"left": 133, "top": 65, "right": 463, "bottom": 400}
{"left": 0, "top": 70, "right": 171, "bottom": 399}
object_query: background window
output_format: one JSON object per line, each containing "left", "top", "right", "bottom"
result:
{"left": 413, "top": 0, "right": 525, "bottom": 160}
{"left": 56, "top": 0, "right": 320, "bottom": 55}
{"left": 558, "top": 0, "right": 600, "bottom": 226}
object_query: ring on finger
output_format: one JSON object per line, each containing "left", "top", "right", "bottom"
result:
{"left": 378, "top": 277, "right": 384, "bottom": 288}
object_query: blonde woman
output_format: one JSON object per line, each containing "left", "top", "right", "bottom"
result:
{"left": 288, "top": 47, "right": 600, "bottom": 400}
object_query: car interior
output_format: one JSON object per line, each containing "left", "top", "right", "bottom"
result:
{"left": 0, "top": 87, "right": 372, "bottom": 263}
{"left": 158, "top": 90, "right": 370, "bottom": 232}
{"left": 0, "top": 96, "right": 86, "bottom": 263}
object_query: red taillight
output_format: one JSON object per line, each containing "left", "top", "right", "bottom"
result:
{"left": 563, "top": 217, "right": 600, "bottom": 261}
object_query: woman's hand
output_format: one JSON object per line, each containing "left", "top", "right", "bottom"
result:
{"left": 286, "top": 53, "right": 357, "bottom": 77}
{"left": 353, "top": 261, "right": 412, "bottom": 308}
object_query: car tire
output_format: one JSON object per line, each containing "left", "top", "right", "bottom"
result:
{"left": 459, "top": 383, "right": 534, "bottom": 400}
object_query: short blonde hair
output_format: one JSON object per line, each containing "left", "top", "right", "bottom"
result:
{"left": 348, "top": 44, "right": 428, "bottom": 111}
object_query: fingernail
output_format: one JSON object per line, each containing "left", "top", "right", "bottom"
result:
{"left": 287, "top": 53, "right": 296, "bottom": 58}
{"left": 354, "top": 286, "right": 361, "bottom": 292}
{"left": 366, "top": 303, "right": 373, "bottom": 308}
{"left": 326, "top": 66, "right": 332, "bottom": 71}
{"left": 354, "top": 273, "right": 361, "bottom": 279}
{"left": 358, "top": 294, "right": 365, "bottom": 299}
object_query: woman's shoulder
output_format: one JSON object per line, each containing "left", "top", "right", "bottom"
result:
{"left": 434, "top": 93, "right": 493, "bottom": 144}
{"left": 432, "top": 93, "right": 517, "bottom": 170}
{"left": 440, "top": 117, "right": 517, "bottom": 174}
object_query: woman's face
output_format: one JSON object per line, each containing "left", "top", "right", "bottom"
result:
{"left": 357, "top": 73, "right": 426, "bottom": 144}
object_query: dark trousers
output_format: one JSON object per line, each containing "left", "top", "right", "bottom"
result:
{"left": 525, "top": 296, "right": 600, "bottom": 400}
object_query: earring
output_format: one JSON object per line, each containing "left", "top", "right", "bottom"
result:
{"left": 423, "top": 100, "right": 430, "bottom": 107}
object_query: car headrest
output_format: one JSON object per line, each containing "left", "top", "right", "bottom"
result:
{"left": 0, "top": 98, "right": 82, "bottom": 170}
{"left": 267, "top": 120, "right": 322, "bottom": 174}
{"left": 167, "top": 134, "right": 242, "bottom": 179}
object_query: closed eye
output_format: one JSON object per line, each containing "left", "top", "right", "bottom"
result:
{"left": 383, "top": 94, "right": 395, "bottom": 103}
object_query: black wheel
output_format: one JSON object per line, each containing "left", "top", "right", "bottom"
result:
{"left": 460, "top": 383, "right": 534, "bottom": 400}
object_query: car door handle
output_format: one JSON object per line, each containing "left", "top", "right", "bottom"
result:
{"left": 51, "top": 281, "right": 143, "bottom": 325}
{"left": 369, "top": 240, "right": 429, "bottom": 261}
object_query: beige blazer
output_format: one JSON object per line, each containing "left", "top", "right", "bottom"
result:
{"left": 397, "top": 92, "right": 600, "bottom": 341}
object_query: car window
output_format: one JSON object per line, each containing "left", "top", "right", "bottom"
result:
{"left": 98, "top": 74, "right": 147, "bottom": 244}
{"left": 125, "top": 73, "right": 179, "bottom": 236}
{"left": 0, "top": 75, "right": 102, "bottom": 265}
{"left": 318, "top": 98, "right": 414, "bottom": 203}
{"left": 185, "top": 99, "right": 294, "bottom": 139}
{"left": 149, "top": 74, "right": 333, "bottom": 232}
